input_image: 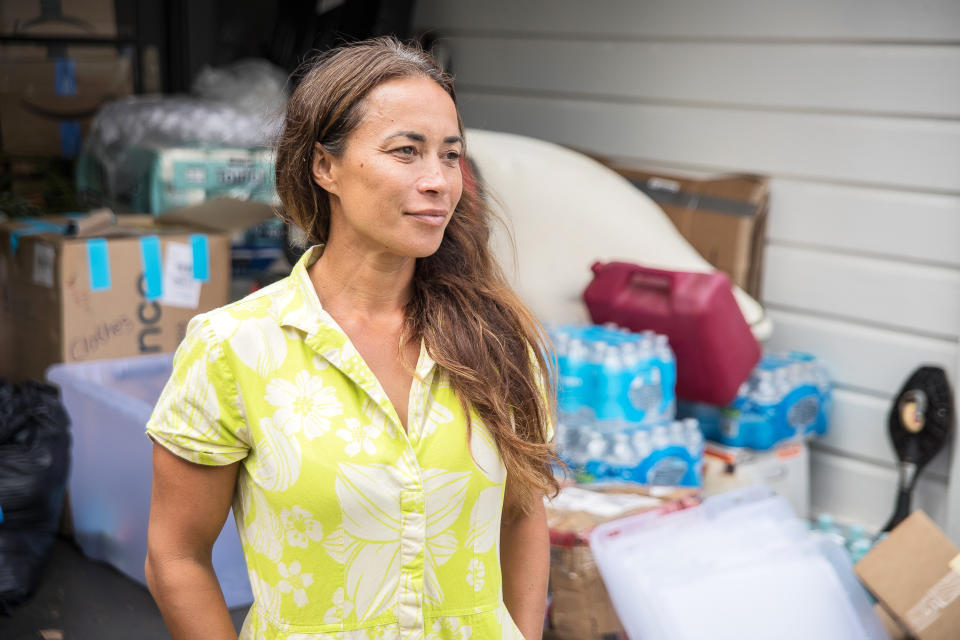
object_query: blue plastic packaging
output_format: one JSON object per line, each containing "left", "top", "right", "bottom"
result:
{"left": 679, "top": 351, "right": 831, "bottom": 450}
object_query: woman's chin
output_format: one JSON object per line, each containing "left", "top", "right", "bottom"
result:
{"left": 394, "top": 233, "right": 446, "bottom": 259}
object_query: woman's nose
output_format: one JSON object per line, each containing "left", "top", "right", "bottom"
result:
{"left": 417, "top": 160, "right": 449, "bottom": 194}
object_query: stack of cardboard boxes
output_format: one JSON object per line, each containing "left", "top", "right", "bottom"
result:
{"left": 0, "top": 0, "right": 133, "bottom": 159}
{"left": 0, "top": 201, "right": 275, "bottom": 381}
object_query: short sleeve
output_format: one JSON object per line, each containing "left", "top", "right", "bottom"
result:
{"left": 146, "top": 314, "right": 250, "bottom": 465}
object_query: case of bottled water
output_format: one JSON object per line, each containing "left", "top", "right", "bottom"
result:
{"left": 555, "top": 418, "right": 705, "bottom": 487}
{"left": 549, "top": 324, "right": 702, "bottom": 487}
{"left": 550, "top": 323, "right": 676, "bottom": 430}
{"left": 678, "top": 350, "right": 832, "bottom": 451}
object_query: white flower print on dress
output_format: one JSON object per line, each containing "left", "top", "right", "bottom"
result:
{"left": 322, "top": 587, "right": 354, "bottom": 624}
{"left": 249, "top": 417, "right": 302, "bottom": 492}
{"left": 279, "top": 506, "right": 324, "bottom": 548}
{"left": 426, "top": 616, "right": 473, "bottom": 640}
{"left": 327, "top": 464, "right": 470, "bottom": 621}
{"left": 336, "top": 418, "right": 382, "bottom": 457}
{"left": 174, "top": 356, "right": 220, "bottom": 442}
{"left": 466, "top": 486, "right": 502, "bottom": 553}
{"left": 278, "top": 560, "right": 314, "bottom": 607}
{"left": 421, "top": 468, "right": 470, "bottom": 605}
{"left": 240, "top": 481, "right": 283, "bottom": 562}
{"left": 266, "top": 371, "right": 341, "bottom": 438}
{"left": 420, "top": 393, "right": 453, "bottom": 439}
{"left": 228, "top": 314, "right": 288, "bottom": 376}
{"left": 465, "top": 559, "right": 485, "bottom": 592}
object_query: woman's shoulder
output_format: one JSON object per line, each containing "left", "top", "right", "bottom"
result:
{"left": 192, "top": 275, "right": 296, "bottom": 345}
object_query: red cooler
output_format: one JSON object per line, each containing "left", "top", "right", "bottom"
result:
{"left": 584, "top": 262, "right": 761, "bottom": 405}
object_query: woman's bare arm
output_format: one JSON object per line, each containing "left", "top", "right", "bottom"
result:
{"left": 500, "top": 482, "right": 550, "bottom": 640}
{"left": 145, "top": 443, "right": 240, "bottom": 639}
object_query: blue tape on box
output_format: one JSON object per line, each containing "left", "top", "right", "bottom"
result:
{"left": 190, "top": 234, "right": 210, "bottom": 282}
{"left": 53, "top": 59, "right": 79, "bottom": 156}
{"left": 54, "top": 58, "right": 77, "bottom": 95}
{"left": 139, "top": 236, "right": 163, "bottom": 300}
{"left": 86, "top": 239, "right": 111, "bottom": 292}
{"left": 9, "top": 219, "right": 67, "bottom": 253}
{"left": 60, "top": 121, "right": 81, "bottom": 157}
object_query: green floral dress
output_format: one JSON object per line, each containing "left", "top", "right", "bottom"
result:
{"left": 146, "top": 246, "right": 551, "bottom": 640}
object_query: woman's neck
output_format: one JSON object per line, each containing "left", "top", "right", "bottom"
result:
{"left": 307, "top": 238, "right": 415, "bottom": 323}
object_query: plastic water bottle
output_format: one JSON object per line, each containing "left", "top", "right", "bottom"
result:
{"left": 598, "top": 344, "right": 626, "bottom": 428}
{"left": 683, "top": 418, "right": 704, "bottom": 458}
{"left": 631, "top": 428, "right": 654, "bottom": 462}
{"left": 611, "top": 432, "right": 637, "bottom": 468}
{"left": 562, "top": 339, "right": 591, "bottom": 420}
{"left": 654, "top": 335, "right": 677, "bottom": 420}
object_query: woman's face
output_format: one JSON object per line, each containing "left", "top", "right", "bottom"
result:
{"left": 316, "top": 76, "right": 464, "bottom": 259}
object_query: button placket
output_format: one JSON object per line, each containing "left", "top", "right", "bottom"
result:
{"left": 397, "top": 487, "right": 426, "bottom": 636}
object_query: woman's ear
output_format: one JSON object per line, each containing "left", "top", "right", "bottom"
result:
{"left": 312, "top": 142, "right": 337, "bottom": 193}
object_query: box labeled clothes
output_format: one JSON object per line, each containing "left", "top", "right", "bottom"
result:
{"left": 0, "top": 201, "right": 274, "bottom": 380}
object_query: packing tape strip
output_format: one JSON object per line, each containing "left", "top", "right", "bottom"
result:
{"left": 190, "top": 234, "right": 210, "bottom": 282}
{"left": 904, "top": 565, "right": 960, "bottom": 633}
{"left": 54, "top": 58, "right": 80, "bottom": 157}
{"left": 9, "top": 219, "right": 67, "bottom": 253}
{"left": 86, "top": 238, "right": 111, "bottom": 292}
{"left": 139, "top": 236, "right": 163, "bottom": 301}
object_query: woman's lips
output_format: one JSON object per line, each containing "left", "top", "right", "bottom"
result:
{"left": 405, "top": 211, "right": 448, "bottom": 226}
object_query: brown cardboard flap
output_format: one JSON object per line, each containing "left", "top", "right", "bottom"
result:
{"left": 855, "top": 510, "right": 960, "bottom": 640}
{"left": 1, "top": 0, "right": 119, "bottom": 38}
{"left": 158, "top": 198, "right": 280, "bottom": 234}
{"left": 575, "top": 150, "right": 769, "bottom": 299}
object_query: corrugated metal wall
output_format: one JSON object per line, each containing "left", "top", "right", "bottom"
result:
{"left": 414, "top": 0, "right": 960, "bottom": 539}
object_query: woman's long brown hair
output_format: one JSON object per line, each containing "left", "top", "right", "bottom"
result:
{"left": 275, "top": 37, "right": 560, "bottom": 512}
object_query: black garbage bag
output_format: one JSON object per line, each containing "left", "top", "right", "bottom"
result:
{"left": 0, "top": 380, "right": 71, "bottom": 613}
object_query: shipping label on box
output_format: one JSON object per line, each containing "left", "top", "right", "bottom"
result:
{"left": 0, "top": 216, "right": 229, "bottom": 381}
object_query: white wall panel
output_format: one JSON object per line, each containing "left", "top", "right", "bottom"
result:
{"left": 768, "top": 180, "right": 960, "bottom": 268}
{"left": 445, "top": 37, "right": 960, "bottom": 118}
{"left": 457, "top": 92, "right": 960, "bottom": 193}
{"left": 810, "top": 449, "right": 948, "bottom": 531}
{"left": 763, "top": 244, "right": 960, "bottom": 338}
{"left": 765, "top": 310, "right": 957, "bottom": 395}
{"left": 415, "top": 0, "right": 960, "bottom": 42}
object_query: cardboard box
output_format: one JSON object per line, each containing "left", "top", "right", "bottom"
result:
{"left": 702, "top": 440, "right": 810, "bottom": 517}
{"left": 546, "top": 484, "right": 700, "bottom": 640}
{"left": 0, "top": 200, "right": 277, "bottom": 381}
{"left": 1, "top": 0, "right": 117, "bottom": 38}
{"left": 855, "top": 510, "right": 960, "bottom": 640}
{"left": 0, "top": 45, "right": 132, "bottom": 157}
{"left": 585, "top": 155, "right": 769, "bottom": 299}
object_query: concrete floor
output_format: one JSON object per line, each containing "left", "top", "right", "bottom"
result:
{"left": 1, "top": 538, "right": 248, "bottom": 640}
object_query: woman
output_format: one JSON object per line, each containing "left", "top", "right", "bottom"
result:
{"left": 145, "top": 37, "right": 558, "bottom": 640}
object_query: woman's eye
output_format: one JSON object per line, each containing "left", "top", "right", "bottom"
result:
{"left": 443, "top": 150, "right": 462, "bottom": 163}
{"left": 394, "top": 146, "right": 417, "bottom": 157}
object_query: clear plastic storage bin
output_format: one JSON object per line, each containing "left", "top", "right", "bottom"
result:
{"left": 47, "top": 354, "right": 252, "bottom": 608}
